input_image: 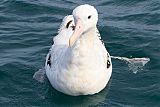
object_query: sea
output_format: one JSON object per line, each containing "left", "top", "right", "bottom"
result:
{"left": 0, "top": 0, "right": 160, "bottom": 107}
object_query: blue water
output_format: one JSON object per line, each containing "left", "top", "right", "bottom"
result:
{"left": 0, "top": 0, "right": 160, "bottom": 106}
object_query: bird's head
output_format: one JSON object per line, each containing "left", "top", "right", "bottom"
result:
{"left": 69, "top": 4, "right": 98, "bottom": 47}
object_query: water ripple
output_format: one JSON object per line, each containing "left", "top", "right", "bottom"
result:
{"left": 0, "top": 0, "right": 160, "bottom": 106}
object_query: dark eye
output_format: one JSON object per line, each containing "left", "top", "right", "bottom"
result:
{"left": 88, "top": 15, "right": 91, "bottom": 19}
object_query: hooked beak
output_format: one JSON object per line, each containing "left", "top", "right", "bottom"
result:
{"left": 69, "top": 19, "right": 84, "bottom": 47}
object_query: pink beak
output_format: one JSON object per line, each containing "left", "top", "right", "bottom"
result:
{"left": 69, "top": 19, "right": 84, "bottom": 47}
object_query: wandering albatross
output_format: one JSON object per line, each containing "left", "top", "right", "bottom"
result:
{"left": 45, "top": 4, "right": 112, "bottom": 96}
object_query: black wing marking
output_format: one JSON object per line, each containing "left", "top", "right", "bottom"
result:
{"left": 66, "top": 20, "right": 72, "bottom": 28}
{"left": 107, "top": 53, "right": 111, "bottom": 69}
{"left": 47, "top": 54, "right": 51, "bottom": 67}
{"left": 107, "top": 60, "right": 111, "bottom": 68}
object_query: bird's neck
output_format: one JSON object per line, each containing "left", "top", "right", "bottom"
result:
{"left": 68, "top": 26, "right": 103, "bottom": 70}
{"left": 79, "top": 27, "right": 97, "bottom": 48}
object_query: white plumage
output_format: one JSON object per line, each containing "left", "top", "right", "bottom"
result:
{"left": 45, "top": 4, "right": 112, "bottom": 96}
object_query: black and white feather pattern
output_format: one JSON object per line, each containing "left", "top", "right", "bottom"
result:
{"left": 96, "top": 28, "right": 104, "bottom": 46}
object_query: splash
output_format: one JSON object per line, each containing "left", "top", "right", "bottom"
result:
{"left": 111, "top": 56, "right": 150, "bottom": 74}
{"left": 33, "top": 68, "right": 46, "bottom": 83}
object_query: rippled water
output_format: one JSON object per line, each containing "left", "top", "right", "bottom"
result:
{"left": 0, "top": 0, "right": 160, "bottom": 106}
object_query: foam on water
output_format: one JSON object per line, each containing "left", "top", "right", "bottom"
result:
{"left": 111, "top": 56, "right": 150, "bottom": 74}
{"left": 33, "top": 68, "right": 46, "bottom": 83}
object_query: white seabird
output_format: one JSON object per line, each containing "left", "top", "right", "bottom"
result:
{"left": 45, "top": 4, "right": 112, "bottom": 96}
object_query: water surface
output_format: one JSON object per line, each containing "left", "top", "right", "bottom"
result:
{"left": 0, "top": 0, "right": 160, "bottom": 106}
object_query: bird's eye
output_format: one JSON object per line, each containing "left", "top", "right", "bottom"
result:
{"left": 88, "top": 15, "right": 91, "bottom": 19}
